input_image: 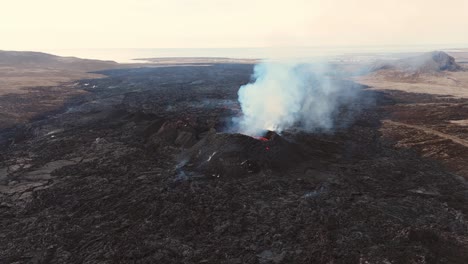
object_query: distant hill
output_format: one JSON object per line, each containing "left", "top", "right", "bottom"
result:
{"left": 371, "top": 51, "right": 463, "bottom": 74}
{"left": 0, "top": 50, "right": 120, "bottom": 72}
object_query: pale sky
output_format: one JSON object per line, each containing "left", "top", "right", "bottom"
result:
{"left": 1, "top": 0, "right": 468, "bottom": 50}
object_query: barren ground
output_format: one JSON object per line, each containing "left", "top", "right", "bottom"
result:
{"left": 0, "top": 58, "right": 467, "bottom": 263}
{"left": 355, "top": 51, "right": 468, "bottom": 179}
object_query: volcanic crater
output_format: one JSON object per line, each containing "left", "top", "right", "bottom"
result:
{"left": 178, "top": 130, "right": 305, "bottom": 178}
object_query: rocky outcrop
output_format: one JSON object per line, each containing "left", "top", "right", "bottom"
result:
{"left": 371, "top": 51, "right": 462, "bottom": 73}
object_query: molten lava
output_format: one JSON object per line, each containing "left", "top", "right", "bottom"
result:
{"left": 252, "top": 131, "right": 277, "bottom": 142}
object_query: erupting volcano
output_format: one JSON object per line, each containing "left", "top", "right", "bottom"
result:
{"left": 176, "top": 61, "right": 367, "bottom": 179}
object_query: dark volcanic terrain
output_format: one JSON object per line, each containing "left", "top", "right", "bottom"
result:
{"left": 1, "top": 61, "right": 468, "bottom": 263}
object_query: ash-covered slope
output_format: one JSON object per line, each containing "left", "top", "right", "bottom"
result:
{"left": 372, "top": 51, "right": 463, "bottom": 73}
{"left": 0, "top": 50, "right": 125, "bottom": 129}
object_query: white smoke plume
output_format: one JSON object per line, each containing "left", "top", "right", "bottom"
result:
{"left": 234, "top": 61, "right": 362, "bottom": 136}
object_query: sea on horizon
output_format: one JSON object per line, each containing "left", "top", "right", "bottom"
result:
{"left": 40, "top": 45, "right": 465, "bottom": 63}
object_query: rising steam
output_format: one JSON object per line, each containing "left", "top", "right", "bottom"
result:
{"left": 234, "top": 61, "right": 361, "bottom": 136}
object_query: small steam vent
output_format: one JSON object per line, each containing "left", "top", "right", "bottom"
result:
{"left": 178, "top": 130, "right": 304, "bottom": 178}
